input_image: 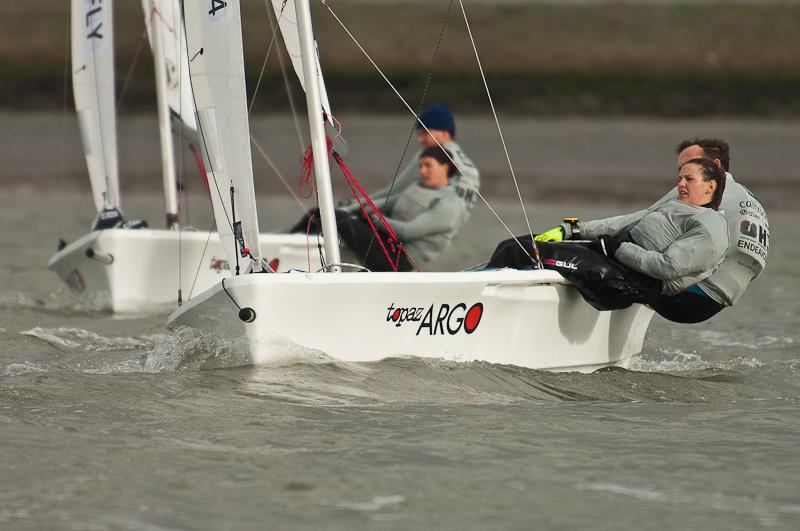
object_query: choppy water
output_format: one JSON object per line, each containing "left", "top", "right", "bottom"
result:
{"left": 1, "top": 193, "right": 799, "bottom": 530}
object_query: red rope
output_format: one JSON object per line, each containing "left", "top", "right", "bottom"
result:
{"left": 299, "top": 138, "right": 420, "bottom": 272}
{"left": 298, "top": 145, "right": 315, "bottom": 199}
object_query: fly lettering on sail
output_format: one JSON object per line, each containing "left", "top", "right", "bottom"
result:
{"left": 84, "top": 0, "right": 105, "bottom": 46}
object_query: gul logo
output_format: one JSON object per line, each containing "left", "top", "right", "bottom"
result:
{"left": 386, "top": 302, "right": 483, "bottom": 336}
{"left": 209, "top": 256, "right": 230, "bottom": 274}
{"left": 543, "top": 258, "right": 578, "bottom": 271}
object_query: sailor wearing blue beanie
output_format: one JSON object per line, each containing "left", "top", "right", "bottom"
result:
{"left": 416, "top": 103, "right": 456, "bottom": 137}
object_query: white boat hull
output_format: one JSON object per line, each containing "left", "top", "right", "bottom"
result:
{"left": 48, "top": 229, "right": 335, "bottom": 313}
{"left": 167, "top": 270, "right": 655, "bottom": 372}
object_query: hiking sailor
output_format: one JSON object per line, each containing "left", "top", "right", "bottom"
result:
{"left": 645, "top": 138, "right": 769, "bottom": 322}
{"left": 488, "top": 158, "right": 730, "bottom": 320}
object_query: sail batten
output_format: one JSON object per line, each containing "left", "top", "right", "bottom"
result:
{"left": 72, "top": 0, "right": 120, "bottom": 214}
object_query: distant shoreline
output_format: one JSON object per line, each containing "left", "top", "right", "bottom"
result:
{"left": 3, "top": 112, "right": 797, "bottom": 211}
{"left": 3, "top": 0, "right": 800, "bottom": 116}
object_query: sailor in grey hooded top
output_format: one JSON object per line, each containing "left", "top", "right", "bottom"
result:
{"left": 646, "top": 173, "right": 768, "bottom": 306}
{"left": 559, "top": 197, "right": 729, "bottom": 295}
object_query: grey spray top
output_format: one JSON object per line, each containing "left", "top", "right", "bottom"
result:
{"left": 561, "top": 198, "right": 729, "bottom": 295}
{"left": 648, "top": 174, "right": 768, "bottom": 305}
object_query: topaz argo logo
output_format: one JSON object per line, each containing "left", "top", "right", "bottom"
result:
{"left": 386, "top": 302, "right": 484, "bottom": 336}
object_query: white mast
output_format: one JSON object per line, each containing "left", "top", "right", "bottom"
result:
{"left": 294, "top": 0, "right": 341, "bottom": 268}
{"left": 143, "top": 0, "right": 179, "bottom": 228}
{"left": 72, "top": 0, "right": 121, "bottom": 216}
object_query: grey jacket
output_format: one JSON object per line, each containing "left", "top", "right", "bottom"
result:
{"left": 561, "top": 198, "right": 729, "bottom": 295}
{"left": 648, "top": 174, "right": 768, "bottom": 306}
{"left": 356, "top": 140, "right": 480, "bottom": 218}
{"left": 379, "top": 183, "right": 465, "bottom": 264}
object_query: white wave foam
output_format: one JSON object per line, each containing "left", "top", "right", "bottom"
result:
{"left": 20, "top": 327, "right": 158, "bottom": 352}
{"left": 336, "top": 495, "right": 406, "bottom": 512}
{"left": 3, "top": 361, "right": 48, "bottom": 377}
{"left": 694, "top": 329, "right": 795, "bottom": 349}
{"left": 579, "top": 482, "right": 667, "bottom": 502}
{"left": 629, "top": 349, "right": 764, "bottom": 373}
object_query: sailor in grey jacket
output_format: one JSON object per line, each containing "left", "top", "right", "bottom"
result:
{"left": 559, "top": 197, "right": 729, "bottom": 296}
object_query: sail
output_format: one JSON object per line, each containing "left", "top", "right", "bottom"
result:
{"left": 270, "top": 0, "right": 333, "bottom": 122}
{"left": 142, "top": 0, "right": 197, "bottom": 227}
{"left": 141, "top": 0, "right": 197, "bottom": 132}
{"left": 182, "top": 0, "right": 262, "bottom": 270}
{"left": 72, "top": 0, "right": 120, "bottom": 213}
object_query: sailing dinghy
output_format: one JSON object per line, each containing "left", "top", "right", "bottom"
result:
{"left": 48, "top": 0, "right": 333, "bottom": 313}
{"left": 167, "top": 0, "right": 654, "bottom": 372}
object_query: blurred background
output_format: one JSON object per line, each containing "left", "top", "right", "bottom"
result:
{"left": 1, "top": 0, "right": 798, "bottom": 215}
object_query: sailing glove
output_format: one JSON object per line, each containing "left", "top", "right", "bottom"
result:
{"left": 533, "top": 226, "right": 564, "bottom": 242}
{"left": 589, "top": 235, "right": 622, "bottom": 257}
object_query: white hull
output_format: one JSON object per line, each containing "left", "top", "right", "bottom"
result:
{"left": 48, "top": 229, "right": 334, "bottom": 313}
{"left": 167, "top": 270, "right": 655, "bottom": 372}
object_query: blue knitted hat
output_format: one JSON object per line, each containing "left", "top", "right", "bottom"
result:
{"left": 416, "top": 103, "right": 455, "bottom": 137}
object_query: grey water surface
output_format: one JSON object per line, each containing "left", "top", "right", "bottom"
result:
{"left": 1, "top": 189, "right": 798, "bottom": 530}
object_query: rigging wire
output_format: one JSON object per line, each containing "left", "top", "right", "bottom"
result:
{"left": 117, "top": 31, "right": 147, "bottom": 107}
{"left": 362, "top": 0, "right": 454, "bottom": 264}
{"left": 264, "top": 0, "right": 307, "bottom": 150}
{"left": 250, "top": 135, "right": 308, "bottom": 211}
{"left": 188, "top": 219, "right": 217, "bottom": 301}
{"left": 249, "top": 0, "right": 288, "bottom": 115}
{"left": 321, "top": 1, "right": 537, "bottom": 267}
{"left": 457, "top": 0, "right": 540, "bottom": 268}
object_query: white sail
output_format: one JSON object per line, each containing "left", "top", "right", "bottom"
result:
{"left": 142, "top": 0, "right": 197, "bottom": 132}
{"left": 72, "top": 0, "right": 121, "bottom": 213}
{"left": 182, "top": 0, "right": 261, "bottom": 271}
{"left": 271, "top": 0, "right": 333, "bottom": 122}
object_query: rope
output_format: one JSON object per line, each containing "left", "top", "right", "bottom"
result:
{"left": 249, "top": 0, "right": 289, "bottom": 115}
{"left": 117, "top": 31, "right": 147, "bottom": 107}
{"left": 322, "top": 1, "right": 537, "bottom": 268}
{"left": 188, "top": 219, "right": 217, "bottom": 301}
{"left": 457, "top": 0, "right": 540, "bottom": 268}
{"left": 265, "top": 0, "right": 307, "bottom": 150}
{"left": 363, "top": 0, "right": 453, "bottom": 264}
{"left": 221, "top": 277, "right": 242, "bottom": 310}
{"left": 250, "top": 135, "right": 308, "bottom": 211}
{"left": 331, "top": 148, "right": 419, "bottom": 272}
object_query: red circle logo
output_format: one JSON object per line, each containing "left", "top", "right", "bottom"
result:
{"left": 392, "top": 309, "right": 401, "bottom": 322}
{"left": 464, "top": 303, "right": 483, "bottom": 334}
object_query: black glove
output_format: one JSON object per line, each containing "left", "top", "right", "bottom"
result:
{"left": 588, "top": 235, "right": 622, "bottom": 257}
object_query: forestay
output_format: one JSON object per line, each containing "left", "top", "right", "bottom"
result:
{"left": 72, "top": 0, "right": 121, "bottom": 214}
{"left": 182, "top": 0, "right": 261, "bottom": 270}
